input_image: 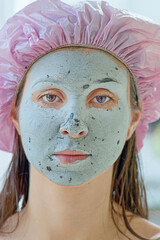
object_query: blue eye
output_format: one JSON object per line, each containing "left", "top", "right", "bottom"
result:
{"left": 41, "top": 94, "right": 60, "bottom": 103}
{"left": 93, "top": 95, "right": 111, "bottom": 104}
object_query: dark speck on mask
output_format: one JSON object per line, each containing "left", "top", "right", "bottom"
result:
{"left": 69, "top": 178, "right": 72, "bottom": 182}
{"left": 46, "top": 166, "right": 52, "bottom": 171}
{"left": 74, "top": 119, "right": 80, "bottom": 122}
{"left": 70, "top": 113, "right": 74, "bottom": 119}
{"left": 83, "top": 84, "right": 89, "bottom": 89}
{"left": 47, "top": 75, "right": 50, "bottom": 78}
{"left": 102, "top": 139, "right": 104, "bottom": 141}
{"left": 117, "top": 140, "right": 120, "bottom": 144}
{"left": 115, "top": 67, "right": 118, "bottom": 70}
{"left": 57, "top": 137, "right": 65, "bottom": 139}
{"left": 91, "top": 116, "right": 95, "bottom": 120}
{"left": 60, "top": 176, "right": 63, "bottom": 178}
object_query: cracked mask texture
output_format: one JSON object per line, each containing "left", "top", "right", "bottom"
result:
{"left": 18, "top": 48, "right": 131, "bottom": 186}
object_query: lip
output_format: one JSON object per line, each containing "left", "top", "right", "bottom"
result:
{"left": 54, "top": 149, "right": 91, "bottom": 164}
{"left": 54, "top": 149, "right": 89, "bottom": 156}
{"left": 55, "top": 155, "right": 89, "bottom": 164}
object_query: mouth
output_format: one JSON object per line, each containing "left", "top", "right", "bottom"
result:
{"left": 53, "top": 148, "right": 92, "bottom": 164}
{"left": 54, "top": 148, "right": 89, "bottom": 156}
{"left": 54, "top": 155, "right": 89, "bottom": 164}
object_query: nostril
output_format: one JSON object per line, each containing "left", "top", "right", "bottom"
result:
{"left": 61, "top": 129, "right": 68, "bottom": 135}
{"left": 79, "top": 131, "right": 85, "bottom": 136}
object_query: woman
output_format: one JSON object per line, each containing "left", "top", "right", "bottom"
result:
{"left": 0, "top": 0, "right": 160, "bottom": 239}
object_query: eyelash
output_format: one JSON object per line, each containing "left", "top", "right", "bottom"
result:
{"left": 39, "top": 93, "right": 113, "bottom": 106}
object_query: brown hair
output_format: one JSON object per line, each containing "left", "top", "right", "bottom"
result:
{"left": 0, "top": 65, "right": 152, "bottom": 240}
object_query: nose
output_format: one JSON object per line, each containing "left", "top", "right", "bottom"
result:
{"left": 60, "top": 128, "right": 88, "bottom": 139}
{"left": 60, "top": 113, "right": 88, "bottom": 139}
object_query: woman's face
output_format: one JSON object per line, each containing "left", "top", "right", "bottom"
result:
{"left": 15, "top": 47, "right": 132, "bottom": 186}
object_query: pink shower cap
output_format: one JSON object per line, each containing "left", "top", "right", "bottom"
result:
{"left": 0, "top": 0, "right": 160, "bottom": 153}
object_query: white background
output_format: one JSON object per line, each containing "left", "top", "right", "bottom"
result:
{"left": 0, "top": 0, "right": 160, "bottom": 224}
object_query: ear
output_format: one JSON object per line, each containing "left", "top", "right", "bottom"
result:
{"left": 11, "top": 104, "right": 21, "bottom": 136}
{"left": 126, "top": 109, "right": 141, "bottom": 141}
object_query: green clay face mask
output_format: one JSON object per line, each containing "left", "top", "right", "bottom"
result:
{"left": 18, "top": 48, "right": 131, "bottom": 186}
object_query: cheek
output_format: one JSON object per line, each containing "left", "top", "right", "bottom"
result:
{"left": 88, "top": 102, "right": 130, "bottom": 159}
{"left": 89, "top": 101, "right": 130, "bottom": 135}
{"left": 19, "top": 99, "right": 60, "bottom": 155}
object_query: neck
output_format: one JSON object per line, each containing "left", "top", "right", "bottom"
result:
{"left": 20, "top": 165, "right": 117, "bottom": 240}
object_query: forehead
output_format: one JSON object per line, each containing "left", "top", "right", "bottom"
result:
{"left": 23, "top": 47, "right": 130, "bottom": 92}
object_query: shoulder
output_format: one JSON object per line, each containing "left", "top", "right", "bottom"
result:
{"left": 0, "top": 213, "right": 18, "bottom": 240}
{"left": 0, "top": 208, "right": 26, "bottom": 240}
{"left": 128, "top": 215, "right": 160, "bottom": 239}
{"left": 113, "top": 202, "right": 160, "bottom": 239}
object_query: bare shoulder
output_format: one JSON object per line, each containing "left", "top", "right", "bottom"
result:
{"left": 128, "top": 215, "right": 160, "bottom": 239}
{"left": 113, "top": 202, "right": 160, "bottom": 239}
{"left": 0, "top": 213, "right": 19, "bottom": 240}
{"left": 0, "top": 208, "right": 26, "bottom": 240}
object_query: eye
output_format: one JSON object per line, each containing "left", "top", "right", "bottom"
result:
{"left": 40, "top": 94, "right": 60, "bottom": 104}
{"left": 92, "top": 95, "right": 112, "bottom": 104}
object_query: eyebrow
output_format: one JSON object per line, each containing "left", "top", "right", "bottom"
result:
{"left": 95, "top": 78, "right": 119, "bottom": 84}
{"left": 32, "top": 77, "right": 120, "bottom": 88}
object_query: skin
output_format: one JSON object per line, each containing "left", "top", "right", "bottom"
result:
{"left": 7, "top": 47, "right": 160, "bottom": 240}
